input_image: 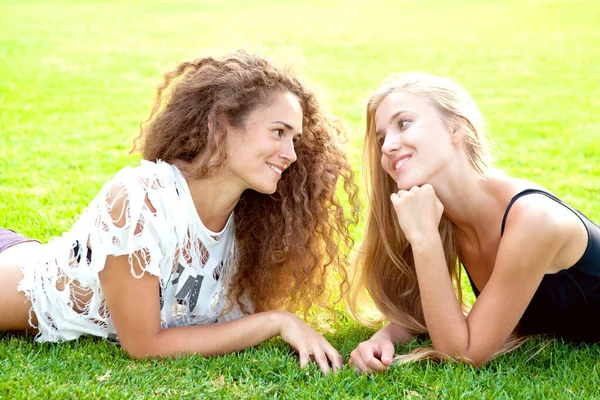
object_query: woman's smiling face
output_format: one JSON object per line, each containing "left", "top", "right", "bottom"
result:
{"left": 224, "top": 91, "right": 303, "bottom": 194}
{"left": 375, "top": 89, "right": 457, "bottom": 190}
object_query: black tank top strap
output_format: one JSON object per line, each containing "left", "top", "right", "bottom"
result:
{"left": 465, "top": 268, "right": 481, "bottom": 297}
{"left": 500, "top": 188, "right": 600, "bottom": 278}
{"left": 501, "top": 189, "right": 567, "bottom": 235}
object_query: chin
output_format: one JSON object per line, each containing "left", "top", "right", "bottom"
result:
{"left": 252, "top": 184, "right": 278, "bottom": 195}
{"left": 395, "top": 180, "right": 411, "bottom": 190}
{"left": 396, "top": 177, "right": 423, "bottom": 190}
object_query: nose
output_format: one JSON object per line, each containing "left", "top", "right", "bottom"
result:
{"left": 381, "top": 131, "right": 401, "bottom": 156}
{"left": 280, "top": 138, "right": 297, "bottom": 164}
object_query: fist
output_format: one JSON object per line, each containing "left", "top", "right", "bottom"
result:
{"left": 391, "top": 184, "right": 444, "bottom": 244}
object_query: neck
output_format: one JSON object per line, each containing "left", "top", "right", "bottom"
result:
{"left": 185, "top": 172, "right": 246, "bottom": 232}
{"left": 432, "top": 165, "right": 510, "bottom": 242}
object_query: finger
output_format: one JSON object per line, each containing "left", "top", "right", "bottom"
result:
{"left": 358, "top": 343, "right": 387, "bottom": 373}
{"left": 311, "top": 349, "right": 331, "bottom": 374}
{"left": 364, "top": 353, "right": 387, "bottom": 373}
{"left": 380, "top": 341, "right": 396, "bottom": 367}
{"left": 350, "top": 353, "right": 370, "bottom": 374}
{"left": 322, "top": 343, "right": 343, "bottom": 372}
{"left": 298, "top": 348, "right": 310, "bottom": 369}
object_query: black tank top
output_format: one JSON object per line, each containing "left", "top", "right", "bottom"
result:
{"left": 466, "top": 189, "right": 600, "bottom": 341}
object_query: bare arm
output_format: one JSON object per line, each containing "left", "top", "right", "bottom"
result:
{"left": 99, "top": 254, "right": 342, "bottom": 373}
{"left": 396, "top": 186, "right": 567, "bottom": 366}
{"left": 93, "top": 180, "right": 342, "bottom": 373}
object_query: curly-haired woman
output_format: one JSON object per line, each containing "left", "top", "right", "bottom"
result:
{"left": 0, "top": 51, "right": 359, "bottom": 374}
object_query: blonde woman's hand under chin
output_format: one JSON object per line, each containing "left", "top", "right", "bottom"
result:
{"left": 391, "top": 184, "right": 444, "bottom": 245}
{"left": 276, "top": 311, "right": 343, "bottom": 374}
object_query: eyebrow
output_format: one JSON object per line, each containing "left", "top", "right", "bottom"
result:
{"left": 272, "top": 120, "right": 302, "bottom": 136}
{"left": 375, "top": 110, "right": 407, "bottom": 136}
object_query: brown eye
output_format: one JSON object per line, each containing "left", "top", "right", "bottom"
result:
{"left": 273, "top": 129, "right": 283, "bottom": 137}
{"left": 399, "top": 120, "right": 411, "bottom": 129}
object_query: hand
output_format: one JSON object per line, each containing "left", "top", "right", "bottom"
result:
{"left": 349, "top": 335, "right": 396, "bottom": 373}
{"left": 391, "top": 184, "right": 444, "bottom": 244}
{"left": 278, "top": 312, "right": 343, "bottom": 374}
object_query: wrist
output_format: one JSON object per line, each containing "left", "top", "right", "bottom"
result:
{"left": 374, "top": 322, "right": 411, "bottom": 344}
{"left": 372, "top": 331, "right": 393, "bottom": 343}
{"left": 268, "top": 310, "right": 293, "bottom": 335}
{"left": 409, "top": 233, "right": 442, "bottom": 254}
{"left": 373, "top": 324, "right": 395, "bottom": 342}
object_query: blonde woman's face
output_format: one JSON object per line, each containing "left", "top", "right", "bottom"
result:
{"left": 374, "top": 90, "right": 456, "bottom": 190}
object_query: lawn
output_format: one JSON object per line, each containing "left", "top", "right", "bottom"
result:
{"left": 1, "top": 0, "right": 599, "bottom": 398}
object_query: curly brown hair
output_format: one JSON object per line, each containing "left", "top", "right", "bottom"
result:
{"left": 133, "top": 50, "right": 360, "bottom": 318}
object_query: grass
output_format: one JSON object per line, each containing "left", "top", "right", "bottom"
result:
{"left": 1, "top": 0, "right": 599, "bottom": 398}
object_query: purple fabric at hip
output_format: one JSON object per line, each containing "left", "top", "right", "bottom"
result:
{"left": 0, "top": 228, "right": 39, "bottom": 254}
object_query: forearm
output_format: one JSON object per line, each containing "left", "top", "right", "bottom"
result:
{"left": 412, "top": 235, "right": 469, "bottom": 357}
{"left": 125, "top": 310, "right": 288, "bottom": 359}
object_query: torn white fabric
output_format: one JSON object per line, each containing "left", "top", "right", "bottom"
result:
{"left": 18, "top": 160, "right": 246, "bottom": 342}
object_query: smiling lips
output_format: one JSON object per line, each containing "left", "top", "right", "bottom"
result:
{"left": 267, "top": 162, "right": 286, "bottom": 176}
{"left": 392, "top": 154, "right": 411, "bottom": 173}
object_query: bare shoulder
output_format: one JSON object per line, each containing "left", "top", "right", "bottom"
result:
{"left": 501, "top": 192, "right": 578, "bottom": 264}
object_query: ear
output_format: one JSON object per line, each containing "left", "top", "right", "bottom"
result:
{"left": 207, "top": 112, "right": 226, "bottom": 134}
{"left": 450, "top": 127, "right": 466, "bottom": 145}
{"left": 450, "top": 117, "right": 468, "bottom": 145}
{"left": 208, "top": 114, "right": 228, "bottom": 140}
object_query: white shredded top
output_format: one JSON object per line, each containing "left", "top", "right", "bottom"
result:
{"left": 19, "top": 160, "right": 246, "bottom": 342}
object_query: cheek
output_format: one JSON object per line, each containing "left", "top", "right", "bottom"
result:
{"left": 380, "top": 154, "right": 388, "bottom": 171}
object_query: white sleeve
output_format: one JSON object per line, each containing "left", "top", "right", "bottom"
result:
{"left": 87, "top": 165, "right": 174, "bottom": 279}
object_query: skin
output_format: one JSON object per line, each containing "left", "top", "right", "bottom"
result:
{"left": 0, "top": 241, "right": 42, "bottom": 332}
{"left": 350, "top": 89, "right": 589, "bottom": 371}
{"left": 0, "top": 91, "right": 343, "bottom": 374}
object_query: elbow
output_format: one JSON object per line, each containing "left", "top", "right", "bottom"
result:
{"left": 432, "top": 342, "right": 491, "bottom": 367}
{"left": 124, "top": 348, "right": 154, "bottom": 360}
{"left": 460, "top": 354, "right": 491, "bottom": 368}
{"left": 455, "top": 348, "right": 493, "bottom": 367}
{"left": 459, "top": 341, "right": 494, "bottom": 367}
{"left": 120, "top": 337, "right": 163, "bottom": 360}
{"left": 439, "top": 349, "right": 491, "bottom": 367}
{"left": 122, "top": 344, "right": 155, "bottom": 360}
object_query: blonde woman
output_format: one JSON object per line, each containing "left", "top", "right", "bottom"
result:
{"left": 349, "top": 73, "right": 600, "bottom": 371}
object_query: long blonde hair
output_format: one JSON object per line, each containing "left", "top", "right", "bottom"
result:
{"left": 348, "top": 73, "right": 525, "bottom": 362}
